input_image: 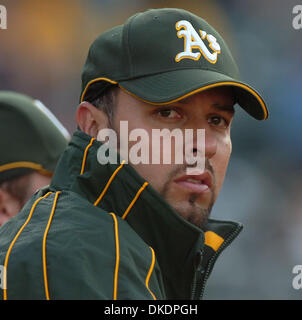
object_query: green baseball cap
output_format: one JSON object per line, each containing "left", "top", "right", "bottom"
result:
{"left": 0, "top": 91, "right": 70, "bottom": 184}
{"left": 81, "top": 8, "right": 268, "bottom": 120}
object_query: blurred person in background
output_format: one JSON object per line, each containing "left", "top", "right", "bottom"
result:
{"left": 0, "top": 91, "right": 70, "bottom": 226}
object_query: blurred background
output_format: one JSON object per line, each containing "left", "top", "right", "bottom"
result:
{"left": 0, "top": 0, "right": 301, "bottom": 299}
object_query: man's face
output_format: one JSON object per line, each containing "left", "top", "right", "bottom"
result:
{"left": 102, "top": 87, "right": 235, "bottom": 228}
{"left": 0, "top": 172, "right": 51, "bottom": 226}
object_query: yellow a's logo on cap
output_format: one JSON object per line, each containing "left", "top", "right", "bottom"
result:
{"left": 175, "top": 20, "right": 221, "bottom": 64}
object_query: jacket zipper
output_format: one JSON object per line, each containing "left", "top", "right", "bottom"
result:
{"left": 198, "top": 224, "right": 243, "bottom": 300}
{"left": 190, "top": 249, "right": 204, "bottom": 300}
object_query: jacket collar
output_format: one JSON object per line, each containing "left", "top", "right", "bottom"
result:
{"left": 50, "top": 130, "right": 243, "bottom": 299}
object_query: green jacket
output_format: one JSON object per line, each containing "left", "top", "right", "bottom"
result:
{"left": 0, "top": 131, "right": 242, "bottom": 300}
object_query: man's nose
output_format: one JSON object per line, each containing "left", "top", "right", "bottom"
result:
{"left": 190, "top": 127, "right": 217, "bottom": 160}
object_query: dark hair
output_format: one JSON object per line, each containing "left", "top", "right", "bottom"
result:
{"left": 0, "top": 173, "right": 33, "bottom": 207}
{"left": 90, "top": 86, "right": 118, "bottom": 128}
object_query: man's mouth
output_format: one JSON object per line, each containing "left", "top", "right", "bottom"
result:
{"left": 174, "top": 171, "right": 213, "bottom": 194}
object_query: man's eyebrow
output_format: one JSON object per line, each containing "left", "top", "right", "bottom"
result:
{"left": 170, "top": 98, "right": 235, "bottom": 114}
{"left": 211, "top": 103, "right": 235, "bottom": 114}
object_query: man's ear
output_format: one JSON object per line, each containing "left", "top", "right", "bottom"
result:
{"left": 76, "top": 101, "right": 109, "bottom": 138}
{"left": 0, "top": 189, "right": 21, "bottom": 226}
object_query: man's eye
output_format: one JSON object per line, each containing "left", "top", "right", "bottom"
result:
{"left": 158, "top": 109, "right": 181, "bottom": 119}
{"left": 208, "top": 116, "right": 228, "bottom": 128}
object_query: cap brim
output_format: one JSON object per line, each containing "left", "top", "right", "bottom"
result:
{"left": 119, "top": 69, "right": 268, "bottom": 120}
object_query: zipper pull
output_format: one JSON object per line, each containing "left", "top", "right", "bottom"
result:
{"left": 191, "top": 250, "right": 204, "bottom": 300}
{"left": 195, "top": 250, "right": 203, "bottom": 271}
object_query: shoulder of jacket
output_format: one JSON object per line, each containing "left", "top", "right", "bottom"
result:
{"left": 0, "top": 190, "right": 161, "bottom": 299}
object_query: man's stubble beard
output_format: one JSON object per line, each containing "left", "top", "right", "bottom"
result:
{"left": 159, "top": 162, "right": 216, "bottom": 229}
